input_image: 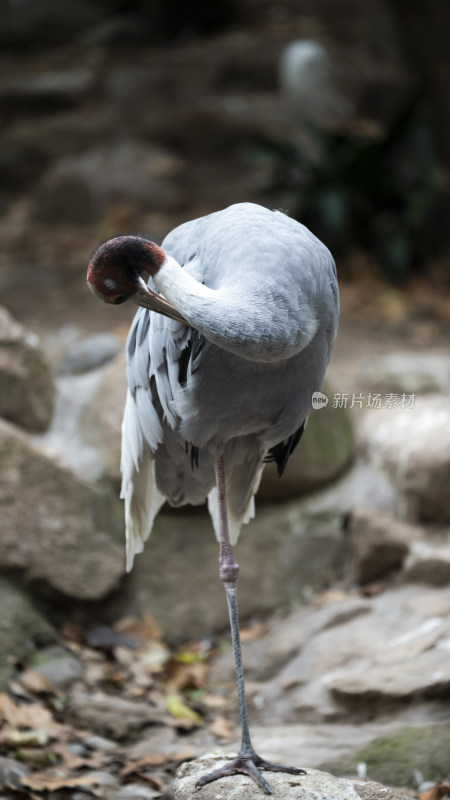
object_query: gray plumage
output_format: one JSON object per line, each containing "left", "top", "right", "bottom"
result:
{"left": 120, "top": 202, "right": 339, "bottom": 570}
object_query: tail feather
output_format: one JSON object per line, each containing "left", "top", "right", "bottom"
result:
{"left": 121, "top": 390, "right": 165, "bottom": 571}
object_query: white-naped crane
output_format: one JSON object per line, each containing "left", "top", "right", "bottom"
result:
{"left": 87, "top": 202, "right": 339, "bottom": 794}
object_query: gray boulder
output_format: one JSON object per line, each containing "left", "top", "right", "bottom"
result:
{"left": 0, "top": 417, "right": 124, "bottom": 600}
{"left": 0, "top": 306, "right": 54, "bottom": 432}
{"left": 173, "top": 760, "right": 411, "bottom": 800}
{"left": 360, "top": 397, "right": 450, "bottom": 524}
{"left": 241, "top": 584, "right": 450, "bottom": 726}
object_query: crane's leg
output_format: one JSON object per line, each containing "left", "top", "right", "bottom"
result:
{"left": 196, "top": 455, "right": 306, "bottom": 795}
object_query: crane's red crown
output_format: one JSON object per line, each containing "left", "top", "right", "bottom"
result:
{"left": 87, "top": 235, "right": 165, "bottom": 305}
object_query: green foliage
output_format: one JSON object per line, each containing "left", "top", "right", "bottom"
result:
{"left": 249, "top": 91, "right": 441, "bottom": 280}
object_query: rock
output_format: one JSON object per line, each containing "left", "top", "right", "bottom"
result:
{"left": 58, "top": 333, "right": 121, "bottom": 375}
{"left": 173, "top": 759, "right": 411, "bottom": 800}
{"left": 347, "top": 509, "right": 416, "bottom": 584}
{"left": 244, "top": 585, "right": 450, "bottom": 725}
{"left": 27, "top": 645, "right": 84, "bottom": 689}
{"left": 360, "top": 352, "right": 450, "bottom": 395}
{"left": 0, "top": 417, "right": 124, "bottom": 600}
{"left": 0, "top": 756, "right": 30, "bottom": 789}
{"left": 128, "top": 501, "right": 347, "bottom": 643}
{"left": 210, "top": 595, "right": 371, "bottom": 685}
{"left": 116, "top": 783, "right": 161, "bottom": 799}
{"left": 0, "top": 578, "right": 56, "bottom": 688}
{"left": 260, "top": 387, "right": 354, "bottom": 500}
{"left": 328, "top": 648, "right": 450, "bottom": 713}
{"left": 0, "top": 306, "right": 54, "bottom": 432}
{"left": 320, "top": 721, "right": 450, "bottom": 788}
{"left": 360, "top": 397, "right": 450, "bottom": 524}
{"left": 34, "top": 143, "right": 185, "bottom": 225}
{"left": 403, "top": 540, "right": 450, "bottom": 587}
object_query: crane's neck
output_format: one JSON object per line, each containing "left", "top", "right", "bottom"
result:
{"left": 153, "top": 254, "right": 318, "bottom": 362}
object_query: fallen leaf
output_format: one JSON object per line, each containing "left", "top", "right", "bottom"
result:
{"left": 174, "top": 649, "right": 207, "bottom": 665}
{"left": 165, "top": 694, "right": 202, "bottom": 724}
{"left": 0, "top": 693, "right": 58, "bottom": 735}
{"left": 419, "top": 783, "right": 450, "bottom": 800}
{"left": 138, "top": 772, "right": 168, "bottom": 791}
{"left": 1, "top": 727, "right": 49, "bottom": 747}
{"left": 21, "top": 768, "right": 117, "bottom": 792}
{"left": 209, "top": 715, "right": 233, "bottom": 741}
{"left": 14, "top": 747, "right": 57, "bottom": 766}
{"left": 240, "top": 621, "right": 268, "bottom": 642}
{"left": 60, "top": 621, "right": 86, "bottom": 645}
{"left": 201, "top": 693, "right": 229, "bottom": 710}
{"left": 121, "top": 753, "right": 169, "bottom": 776}
{"left": 165, "top": 660, "right": 207, "bottom": 692}
{"left": 115, "top": 613, "right": 162, "bottom": 643}
{"left": 20, "top": 669, "right": 55, "bottom": 695}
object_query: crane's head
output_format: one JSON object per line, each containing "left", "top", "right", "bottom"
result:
{"left": 87, "top": 236, "right": 164, "bottom": 305}
{"left": 87, "top": 235, "right": 188, "bottom": 325}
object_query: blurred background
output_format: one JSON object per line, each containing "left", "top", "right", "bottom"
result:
{"left": 0, "top": 0, "right": 449, "bottom": 797}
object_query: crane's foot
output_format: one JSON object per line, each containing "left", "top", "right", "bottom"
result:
{"left": 195, "top": 752, "right": 306, "bottom": 795}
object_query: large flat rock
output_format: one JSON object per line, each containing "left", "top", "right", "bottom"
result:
{"left": 0, "top": 417, "right": 124, "bottom": 600}
{"left": 210, "top": 584, "right": 450, "bottom": 725}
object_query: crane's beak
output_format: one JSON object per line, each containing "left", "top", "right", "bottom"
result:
{"left": 131, "top": 277, "right": 190, "bottom": 326}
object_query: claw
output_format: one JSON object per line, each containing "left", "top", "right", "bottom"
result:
{"left": 195, "top": 753, "right": 306, "bottom": 795}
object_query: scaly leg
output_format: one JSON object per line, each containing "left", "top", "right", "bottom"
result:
{"left": 196, "top": 455, "right": 306, "bottom": 795}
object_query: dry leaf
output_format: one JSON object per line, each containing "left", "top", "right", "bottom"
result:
{"left": 22, "top": 768, "right": 116, "bottom": 792}
{"left": 21, "top": 669, "right": 55, "bottom": 695}
{"left": 60, "top": 621, "right": 86, "bottom": 645}
{"left": 240, "top": 621, "right": 268, "bottom": 642}
{"left": 210, "top": 714, "right": 233, "bottom": 741}
{"left": 165, "top": 660, "right": 207, "bottom": 692}
{"left": 121, "top": 753, "right": 169, "bottom": 776}
{"left": 201, "top": 693, "right": 228, "bottom": 710}
{"left": 14, "top": 747, "right": 56, "bottom": 766}
{"left": 419, "top": 783, "right": 450, "bottom": 800}
{"left": 115, "top": 613, "right": 162, "bottom": 642}
{"left": 2, "top": 727, "right": 49, "bottom": 747}
{"left": 165, "top": 694, "right": 202, "bottom": 724}
{"left": 0, "top": 693, "right": 56, "bottom": 733}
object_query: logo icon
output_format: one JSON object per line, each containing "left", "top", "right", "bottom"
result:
{"left": 312, "top": 391, "right": 329, "bottom": 410}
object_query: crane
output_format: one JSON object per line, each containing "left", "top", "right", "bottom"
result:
{"left": 87, "top": 202, "right": 339, "bottom": 794}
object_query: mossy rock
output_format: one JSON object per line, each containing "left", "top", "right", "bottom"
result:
{"left": 319, "top": 722, "right": 450, "bottom": 788}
